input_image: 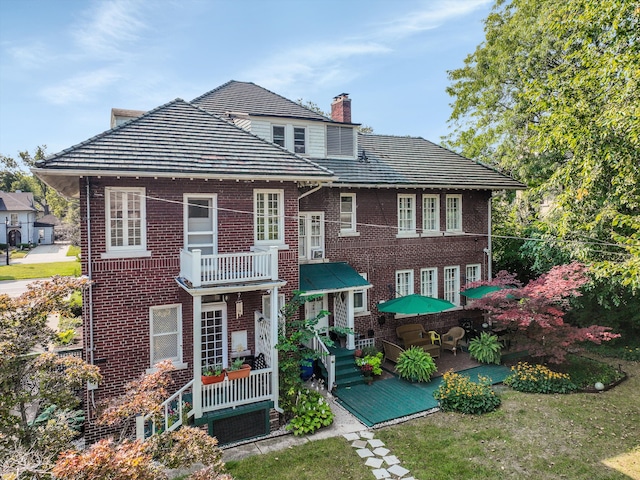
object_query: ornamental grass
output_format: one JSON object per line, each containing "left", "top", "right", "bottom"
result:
{"left": 433, "top": 370, "right": 501, "bottom": 414}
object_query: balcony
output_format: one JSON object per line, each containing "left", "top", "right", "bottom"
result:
{"left": 179, "top": 247, "right": 279, "bottom": 288}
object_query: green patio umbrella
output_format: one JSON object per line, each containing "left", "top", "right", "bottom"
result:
{"left": 461, "top": 285, "right": 511, "bottom": 299}
{"left": 377, "top": 294, "right": 455, "bottom": 315}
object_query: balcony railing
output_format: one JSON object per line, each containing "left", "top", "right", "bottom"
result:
{"left": 180, "top": 246, "right": 279, "bottom": 287}
{"left": 201, "top": 368, "right": 273, "bottom": 413}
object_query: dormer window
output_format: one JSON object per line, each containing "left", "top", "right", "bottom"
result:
{"left": 294, "top": 127, "right": 306, "bottom": 154}
{"left": 327, "top": 125, "right": 354, "bottom": 157}
{"left": 272, "top": 126, "right": 285, "bottom": 147}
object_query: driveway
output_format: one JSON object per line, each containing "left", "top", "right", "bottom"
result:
{"left": 10, "top": 243, "right": 77, "bottom": 264}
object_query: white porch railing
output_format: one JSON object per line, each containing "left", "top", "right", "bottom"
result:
{"left": 201, "top": 368, "right": 273, "bottom": 412}
{"left": 311, "top": 333, "right": 335, "bottom": 391}
{"left": 180, "top": 246, "right": 279, "bottom": 288}
{"left": 136, "top": 379, "right": 194, "bottom": 440}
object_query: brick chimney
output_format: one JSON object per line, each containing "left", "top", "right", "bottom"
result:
{"left": 331, "top": 93, "right": 351, "bottom": 123}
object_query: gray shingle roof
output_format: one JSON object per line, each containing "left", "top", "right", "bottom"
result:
{"left": 308, "top": 134, "right": 524, "bottom": 190}
{"left": 192, "top": 80, "right": 334, "bottom": 122}
{"left": 36, "top": 99, "right": 335, "bottom": 181}
{"left": 0, "top": 191, "right": 36, "bottom": 212}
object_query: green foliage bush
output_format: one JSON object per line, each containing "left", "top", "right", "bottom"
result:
{"left": 55, "top": 328, "right": 77, "bottom": 346}
{"left": 556, "top": 355, "right": 625, "bottom": 389}
{"left": 355, "top": 352, "right": 383, "bottom": 376}
{"left": 434, "top": 371, "right": 501, "bottom": 414}
{"left": 468, "top": 332, "right": 502, "bottom": 364}
{"left": 395, "top": 346, "right": 437, "bottom": 383}
{"left": 286, "top": 388, "right": 334, "bottom": 436}
{"left": 504, "top": 362, "right": 577, "bottom": 394}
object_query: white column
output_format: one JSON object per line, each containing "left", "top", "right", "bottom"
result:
{"left": 269, "top": 245, "right": 279, "bottom": 280}
{"left": 487, "top": 197, "right": 493, "bottom": 280}
{"left": 192, "top": 249, "right": 202, "bottom": 287}
{"left": 192, "top": 295, "right": 202, "bottom": 418}
{"left": 270, "top": 286, "right": 280, "bottom": 411}
{"left": 346, "top": 290, "right": 355, "bottom": 350}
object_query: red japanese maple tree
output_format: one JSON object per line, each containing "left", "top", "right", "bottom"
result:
{"left": 465, "top": 262, "right": 619, "bottom": 363}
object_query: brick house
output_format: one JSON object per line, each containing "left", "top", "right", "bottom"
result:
{"left": 34, "top": 81, "right": 522, "bottom": 443}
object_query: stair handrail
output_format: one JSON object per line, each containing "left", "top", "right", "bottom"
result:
{"left": 311, "top": 332, "right": 335, "bottom": 391}
{"left": 136, "top": 379, "right": 195, "bottom": 440}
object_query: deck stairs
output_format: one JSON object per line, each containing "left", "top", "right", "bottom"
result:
{"left": 322, "top": 346, "right": 363, "bottom": 389}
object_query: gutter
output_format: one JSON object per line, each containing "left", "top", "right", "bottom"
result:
{"left": 297, "top": 184, "right": 323, "bottom": 200}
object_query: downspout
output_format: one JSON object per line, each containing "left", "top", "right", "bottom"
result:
{"left": 86, "top": 179, "right": 96, "bottom": 410}
{"left": 487, "top": 195, "right": 493, "bottom": 280}
{"left": 297, "top": 184, "right": 323, "bottom": 201}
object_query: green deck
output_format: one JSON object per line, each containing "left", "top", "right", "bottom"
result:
{"left": 333, "top": 364, "right": 511, "bottom": 427}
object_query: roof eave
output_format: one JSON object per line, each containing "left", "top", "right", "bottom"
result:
{"left": 326, "top": 182, "right": 525, "bottom": 190}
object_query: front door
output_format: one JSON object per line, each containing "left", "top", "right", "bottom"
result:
{"left": 305, "top": 295, "right": 329, "bottom": 335}
{"left": 201, "top": 302, "right": 227, "bottom": 370}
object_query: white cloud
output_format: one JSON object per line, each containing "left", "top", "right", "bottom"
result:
{"left": 375, "top": 0, "right": 492, "bottom": 40}
{"left": 73, "top": 0, "right": 147, "bottom": 58}
{"left": 40, "top": 68, "right": 122, "bottom": 105}
{"left": 3, "top": 41, "right": 51, "bottom": 69}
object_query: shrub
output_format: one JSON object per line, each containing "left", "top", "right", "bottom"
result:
{"left": 55, "top": 328, "right": 77, "bottom": 346}
{"left": 395, "top": 346, "right": 437, "bottom": 382}
{"left": 286, "top": 388, "right": 334, "bottom": 436}
{"left": 504, "top": 362, "right": 578, "bottom": 394}
{"left": 468, "top": 332, "right": 502, "bottom": 364}
{"left": 434, "top": 370, "right": 501, "bottom": 414}
{"left": 355, "top": 352, "right": 383, "bottom": 376}
{"left": 556, "top": 355, "right": 625, "bottom": 389}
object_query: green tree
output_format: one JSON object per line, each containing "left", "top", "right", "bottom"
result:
{"left": 446, "top": 0, "right": 640, "bottom": 289}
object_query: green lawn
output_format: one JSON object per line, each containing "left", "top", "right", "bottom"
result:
{"left": 226, "top": 356, "right": 640, "bottom": 480}
{"left": 0, "top": 261, "right": 81, "bottom": 280}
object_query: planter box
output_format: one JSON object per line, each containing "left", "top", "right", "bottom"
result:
{"left": 202, "top": 373, "right": 225, "bottom": 385}
{"left": 227, "top": 364, "right": 251, "bottom": 380}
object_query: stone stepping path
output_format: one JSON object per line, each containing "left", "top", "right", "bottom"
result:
{"left": 343, "top": 431, "right": 416, "bottom": 479}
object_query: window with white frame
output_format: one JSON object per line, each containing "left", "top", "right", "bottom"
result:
{"left": 354, "top": 273, "right": 368, "bottom": 314}
{"left": 420, "top": 268, "right": 438, "bottom": 298}
{"left": 444, "top": 266, "right": 460, "bottom": 306}
{"left": 294, "top": 127, "right": 306, "bottom": 154}
{"left": 395, "top": 269, "right": 414, "bottom": 297}
{"left": 445, "top": 194, "right": 462, "bottom": 232}
{"left": 299, "top": 212, "right": 324, "bottom": 260}
{"left": 106, "top": 187, "right": 146, "bottom": 252}
{"left": 272, "top": 125, "right": 285, "bottom": 147}
{"left": 327, "top": 125, "right": 354, "bottom": 157}
{"left": 254, "top": 189, "right": 284, "bottom": 245}
{"left": 340, "top": 193, "right": 357, "bottom": 234}
{"left": 10, "top": 213, "right": 18, "bottom": 226}
{"left": 422, "top": 194, "right": 440, "bottom": 233}
{"left": 150, "top": 304, "right": 182, "bottom": 366}
{"left": 262, "top": 293, "right": 286, "bottom": 320}
{"left": 184, "top": 194, "right": 216, "bottom": 255}
{"left": 397, "top": 194, "right": 416, "bottom": 235}
{"left": 466, "top": 264, "right": 481, "bottom": 285}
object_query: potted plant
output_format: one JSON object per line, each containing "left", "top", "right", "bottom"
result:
{"left": 355, "top": 352, "right": 383, "bottom": 385}
{"left": 395, "top": 346, "right": 437, "bottom": 383}
{"left": 468, "top": 332, "right": 502, "bottom": 364}
{"left": 201, "top": 364, "right": 224, "bottom": 385}
{"left": 226, "top": 358, "right": 251, "bottom": 380}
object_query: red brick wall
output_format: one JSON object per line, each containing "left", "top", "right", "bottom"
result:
{"left": 79, "top": 177, "right": 299, "bottom": 442}
{"left": 300, "top": 187, "right": 491, "bottom": 343}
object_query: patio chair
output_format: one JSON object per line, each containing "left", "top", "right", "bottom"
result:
{"left": 382, "top": 340, "right": 405, "bottom": 364}
{"left": 428, "top": 330, "right": 441, "bottom": 345}
{"left": 441, "top": 326, "right": 465, "bottom": 356}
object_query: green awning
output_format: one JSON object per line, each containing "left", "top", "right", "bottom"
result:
{"left": 299, "top": 262, "right": 371, "bottom": 295}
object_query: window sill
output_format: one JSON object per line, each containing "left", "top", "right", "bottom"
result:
{"left": 396, "top": 232, "right": 419, "bottom": 239}
{"left": 146, "top": 361, "right": 188, "bottom": 374}
{"left": 354, "top": 310, "right": 371, "bottom": 318}
{"left": 421, "top": 231, "right": 444, "bottom": 237}
{"left": 339, "top": 231, "right": 360, "bottom": 237}
{"left": 443, "top": 231, "right": 465, "bottom": 236}
{"left": 101, "top": 250, "right": 152, "bottom": 260}
{"left": 251, "top": 244, "right": 289, "bottom": 251}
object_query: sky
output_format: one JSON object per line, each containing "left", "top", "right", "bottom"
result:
{"left": 0, "top": 0, "right": 493, "bottom": 162}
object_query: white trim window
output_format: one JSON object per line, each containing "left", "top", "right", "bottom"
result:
{"left": 327, "top": 125, "right": 355, "bottom": 157}
{"left": 184, "top": 194, "right": 217, "bottom": 255}
{"left": 272, "top": 125, "right": 285, "bottom": 147}
{"left": 444, "top": 266, "right": 461, "bottom": 306}
{"left": 340, "top": 193, "right": 357, "bottom": 234}
{"left": 293, "top": 127, "right": 306, "bottom": 154}
{"left": 445, "top": 194, "right": 463, "bottom": 232}
{"left": 466, "top": 264, "right": 481, "bottom": 285}
{"left": 395, "top": 269, "right": 414, "bottom": 297}
{"left": 262, "top": 293, "right": 286, "bottom": 320}
{"left": 397, "top": 194, "right": 416, "bottom": 236}
{"left": 105, "top": 187, "right": 147, "bottom": 254}
{"left": 422, "top": 194, "right": 440, "bottom": 233}
{"left": 299, "top": 212, "right": 324, "bottom": 260}
{"left": 254, "top": 189, "right": 284, "bottom": 245}
{"left": 150, "top": 304, "right": 183, "bottom": 367}
{"left": 354, "top": 273, "right": 368, "bottom": 315}
{"left": 420, "top": 268, "right": 438, "bottom": 298}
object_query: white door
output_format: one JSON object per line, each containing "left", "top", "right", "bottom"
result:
{"left": 201, "top": 303, "right": 227, "bottom": 369}
{"left": 305, "top": 295, "right": 329, "bottom": 335}
{"left": 185, "top": 195, "right": 217, "bottom": 255}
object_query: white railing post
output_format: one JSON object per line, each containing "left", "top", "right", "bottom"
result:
{"left": 193, "top": 296, "right": 202, "bottom": 418}
{"left": 270, "top": 285, "right": 280, "bottom": 411}
{"left": 135, "top": 415, "right": 145, "bottom": 440}
{"left": 269, "top": 246, "right": 279, "bottom": 280}
{"left": 191, "top": 249, "right": 201, "bottom": 287}
{"left": 346, "top": 290, "right": 355, "bottom": 350}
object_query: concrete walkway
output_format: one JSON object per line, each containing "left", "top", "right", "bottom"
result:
{"left": 9, "top": 243, "right": 76, "bottom": 264}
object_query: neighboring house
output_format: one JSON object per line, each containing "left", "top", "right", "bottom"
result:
{"left": 33, "top": 80, "right": 523, "bottom": 444}
{"left": 0, "top": 190, "right": 54, "bottom": 246}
